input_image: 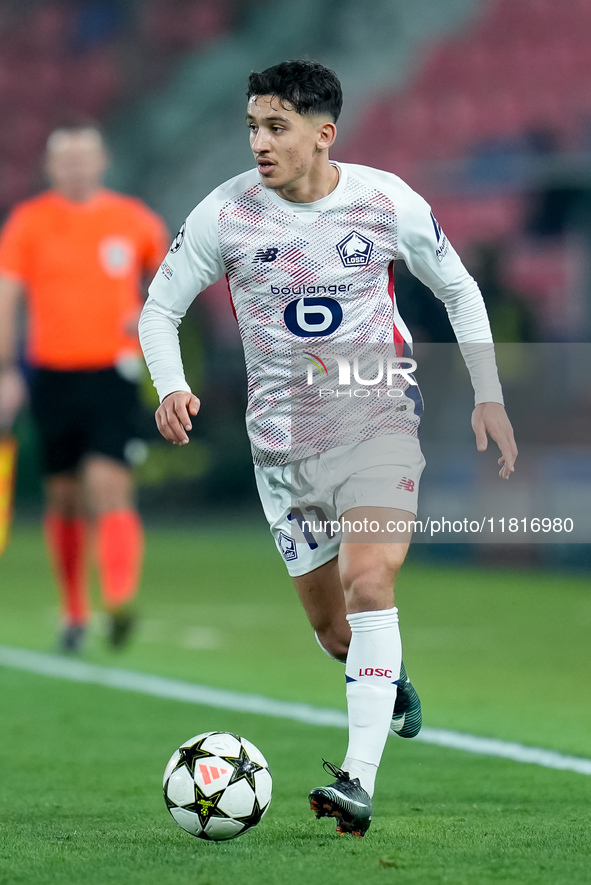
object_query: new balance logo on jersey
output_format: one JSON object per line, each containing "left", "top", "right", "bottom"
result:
{"left": 254, "top": 247, "right": 279, "bottom": 262}
{"left": 396, "top": 477, "right": 415, "bottom": 492}
{"left": 199, "top": 764, "right": 229, "bottom": 786}
{"left": 336, "top": 231, "right": 374, "bottom": 267}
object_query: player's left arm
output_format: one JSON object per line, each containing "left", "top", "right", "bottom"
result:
{"left": 471, "top": 401, "right": 517, "bottom": 480}
{"left": 394, "top": 185, "right": 517, "bottom": 479}
{"left": 139, "top": 190, "right": 226, "bottom": 433}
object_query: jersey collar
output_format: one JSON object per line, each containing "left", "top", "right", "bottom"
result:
{"left": 262, "top": 163, "right": 347, "bottom": 219}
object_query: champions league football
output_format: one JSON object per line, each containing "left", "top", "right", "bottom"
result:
{"left": 163, "top": 732, "right": 272, "bottom": 841}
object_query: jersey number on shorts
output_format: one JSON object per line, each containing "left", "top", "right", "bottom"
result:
{"left": 288, "top": 506, "right": 336, "bottom": 550}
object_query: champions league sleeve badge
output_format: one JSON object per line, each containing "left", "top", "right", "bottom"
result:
{"left": 170, "top": 221, "right": 186, "bottom": 254}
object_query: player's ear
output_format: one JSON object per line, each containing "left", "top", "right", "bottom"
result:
{"left": 317, "top": 120, "right": 337, "bottom": 152}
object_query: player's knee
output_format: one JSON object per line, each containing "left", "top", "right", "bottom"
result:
{"left": 340, "top": 559, "right": 402, "bottom": 611}
{"left": 46, "top": 475, "right": 80, "bottom": 518}
{"left": 315, "top": 627, "right": 349, "bottom": 663}
{"left": 83, "top": 457, "right": 133, "bottom": 515}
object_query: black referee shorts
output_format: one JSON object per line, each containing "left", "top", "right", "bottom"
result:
{"left": 29, "top": 367, "right": 143, "bottom": 476}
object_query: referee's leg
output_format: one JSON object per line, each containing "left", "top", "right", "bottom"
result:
{"left": 83, "top": 366, "right": 145, "bottom": 646}
{"left": 83, "top": 454, "right": 143, "bottom": 646}
{"left": 45, "top": 471, "right": 89, "bottom": 649}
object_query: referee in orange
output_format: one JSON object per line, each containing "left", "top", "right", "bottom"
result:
{"left": 0, "top": 123, "right": 168, "bottom": 652}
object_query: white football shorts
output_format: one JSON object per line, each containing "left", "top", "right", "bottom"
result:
{"left": 254, "top": 434, "right": 426, "bottom": 577}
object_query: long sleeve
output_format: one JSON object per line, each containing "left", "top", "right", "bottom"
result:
{"left": 139, "top": 191, "right": 225, "bottom": 402}
{"left": 395, "top": 188, "right": 503, "bottom": 404}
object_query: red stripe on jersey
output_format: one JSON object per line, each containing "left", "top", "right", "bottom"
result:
{"left": 225, "top": 273, "right": 238, "bottom": 323}
{"left": 388, "top": 262, "right": 405, "bottom": 357}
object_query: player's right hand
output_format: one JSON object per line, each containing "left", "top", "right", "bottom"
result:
{"left": 155, "top": 391, "right": 201, "bottom": 445}
{"left": 0, "top": 367, "right": 27, "bottom": 431}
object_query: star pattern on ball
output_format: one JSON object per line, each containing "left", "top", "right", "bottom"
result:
{"left": 238, "top": 794, "right": 267, "bottom": 829}
{"left": 166, "top": 780, "right": 230, "bottom": 829}
{"left": 225, "top": 745, "right": 263, "bottom": 791}
{"left": 174, "top": 741, "right": 214, "bottom": 776}
{"left": 164, "top": 733, "right": 271, "bottom": 841}
{"left": 192, "top": 789, "right": 228, "bottom": 828}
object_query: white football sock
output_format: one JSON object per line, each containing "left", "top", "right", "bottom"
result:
{"left": 342, "top": 607, "right": 401, "bottom": 798}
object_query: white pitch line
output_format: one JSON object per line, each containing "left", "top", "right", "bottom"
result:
{"left": 1, "top": 644, "right": 590, "bottom": 777}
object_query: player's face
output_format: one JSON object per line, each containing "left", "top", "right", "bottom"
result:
{"left": 46, "top": 131, "right": 108, "bottom": 201}
{"left": 247, "top": 95, "right": 335, "bottom": 198}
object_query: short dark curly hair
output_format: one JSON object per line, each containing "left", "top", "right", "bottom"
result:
{"left": 247, "top": 60, "right": 343, "bottom": 123}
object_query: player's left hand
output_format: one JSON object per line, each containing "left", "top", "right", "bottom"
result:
{"left": 471, "top": 402, "right": 518, "bottom": 480}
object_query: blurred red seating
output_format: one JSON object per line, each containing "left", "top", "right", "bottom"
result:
{"left": 60, "top": 49, "right": 120, "bottom": 117}
{"left": 0, "top": 161, "right": 34, "bottom": 213}
{"left": 427, "top": 194, "right": 525, "bottom": 248}
{"left": 22, "top": 3, "right": 71, "bottom": 56}
{"left": 0, "top": 0, "right": 237, "bottom": 214}
{"left": 141, "top": 0, "right": 230, "bottom": 51}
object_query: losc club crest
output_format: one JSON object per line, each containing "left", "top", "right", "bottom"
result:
{"left": 336, "top": 231, "right": 373, "bottom": 268}
{"left": 278, "top": 531, "right": 297, "bottom": 562}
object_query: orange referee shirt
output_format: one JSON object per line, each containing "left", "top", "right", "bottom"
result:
{"left": 0, "top": 189, "right": 168, "bottom": 370}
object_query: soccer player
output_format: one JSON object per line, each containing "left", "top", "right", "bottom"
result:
{"left": 139, "top": 60, "right": 517, "bottom": 837}
{"left": 0, "top": 123, "right": 168, "bottom": 652}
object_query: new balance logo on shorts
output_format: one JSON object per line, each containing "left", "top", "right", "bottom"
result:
{"left": 254, "top": 247, "right": 279, "bottom": 262}
{"left": 396, "top": 477, "right": 415, "bottom": 492}
{"left": 199, "top": 764, "right": 229, "bottom": 786}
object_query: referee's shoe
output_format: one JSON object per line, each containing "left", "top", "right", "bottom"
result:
{"left": 390, "top": 660, "right": 422, "bottom": 738}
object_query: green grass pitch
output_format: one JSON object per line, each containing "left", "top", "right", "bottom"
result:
{"left": 0, "top": 523, "right": 590, "bottom": 885}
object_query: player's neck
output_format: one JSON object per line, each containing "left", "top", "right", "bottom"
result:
{"left": 55, "top": 185, "right": 103, "bottom": 204}
{"left": 273, "top": 162, "right": 339, "bottom": 204}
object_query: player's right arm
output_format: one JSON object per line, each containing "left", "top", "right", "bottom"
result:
{"left": 0, "top": 275, "right": 27, "bottom": 430}
{"left": 0, "top": 204, "right": 32, "bottom": 431}
{"left": 154, "top": 390, "right": 201, "bottom": 446}
{"left": 139, "top": 190, "right": 226, "bottom": 443}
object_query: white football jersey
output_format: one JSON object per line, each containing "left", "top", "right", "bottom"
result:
{"left": 140, "top": 162, "right": 502, "bottom": 466}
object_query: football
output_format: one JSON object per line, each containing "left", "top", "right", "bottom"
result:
{"left": 163, "top": 731, "right": 272, "bottom": 841}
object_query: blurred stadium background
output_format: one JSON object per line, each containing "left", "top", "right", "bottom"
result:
{"left": 3, "top": 0, "right": 591, "bottom": 559}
